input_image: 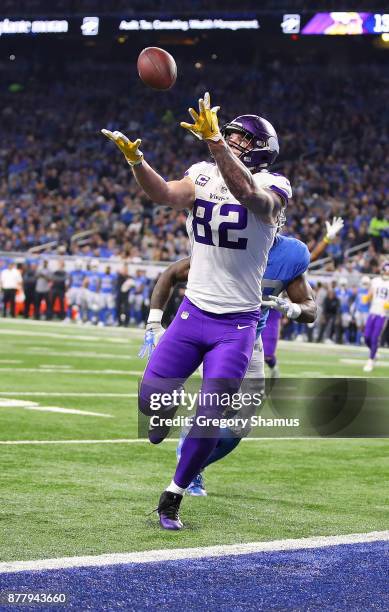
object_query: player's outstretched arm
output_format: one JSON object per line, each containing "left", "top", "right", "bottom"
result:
{"left": 101, "top": 129, "right": 195, "bottom": 210}
{"left": 266, "top": 274, "right": 317, "bottom": 323}
{"left": 180, "top": 92, "right": 282, "bottom": 224}
{"left": 310, "top": 217, "right": 344, "bottom": 262}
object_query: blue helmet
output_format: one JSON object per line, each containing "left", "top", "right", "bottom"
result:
{"left": 222, "top": 114, "right": 279, "bottom": 169}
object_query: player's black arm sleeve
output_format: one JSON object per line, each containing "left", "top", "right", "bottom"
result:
{"left": 286, "top": 274, "right": 317, "bottom": 323}
{"left": 150, "top": 258, "right": 191, "bottom": 310}
{"left": 207, "top": 139, "right": 282, "bottom": 224}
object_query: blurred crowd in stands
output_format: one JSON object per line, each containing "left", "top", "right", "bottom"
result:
{"left": 0, "top": 58, "right": 387, "bottom": 271}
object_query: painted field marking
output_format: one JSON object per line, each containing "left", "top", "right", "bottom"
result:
{"left": 39, "top": 365, "right": 73, "bottom": 369}
{"left": 0, "top": 392, "right": 136, "bottom": 397}
{"left": 341, "top": 359, "right": 389, "bottom": 368}
{"left": 0, "top": 437, "right": 377, "bottom": 446}
{"left": 0, "top": 359, "right": 22, "bottom": 364}
{"left": 0, "top": 330, "right": 130, "bottom": 344}
{"left": 0, "top": 531, "right": 387, "bottom": 574}
{"left": 279, "top": 340, "right": 389, "bottom": 356}
{"left": 0, "top": 439, "right": 147, "bottom": 445}
{"left": 30, "top": 349, "right": 137, "bottom": 360}
{"left": 22, "top": 406, "right": 113, "bottom": 418}
{"left": 0, "top": 398, "right": 112, "bottom": 418}
{"left": 0, "top": 367, "right": 143, "bottom": 376}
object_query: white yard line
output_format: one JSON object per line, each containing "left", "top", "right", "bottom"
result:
{"left": 0, "top": 438, "right": 148, "bottom": 445}
{"left": 30, "top": 349, "right": 137, "bottom": 360}
{"left": 0, "top": 359, "right": 22, "bottom": 364}
{"left": 0, "top": 367, "right": 143, "bottom": 375}
{"left": 0, "top": 398, "right": 112, "bottom": 417}
{"left": 0, "top": 531, "right": 387, "bottom": 574}
{"left": 0, "top": 392, "right": 137, "bottom": 397}
{"left": 0, "top": 330, "right": 130, "bottom": 344}
{"left": 0, "top": 318, "right": 144, "bottom": 336}
{"left": 341, "top": 359, "right": 389, "bottom": 368}
{"left": 22, "top": 406, "right": 113, "bottom": 418}
{"left": 0, "top": 437, "right": 375, "bottom": 446}
{"left": 278, "top": 340, "right": 389, "bottom": 356}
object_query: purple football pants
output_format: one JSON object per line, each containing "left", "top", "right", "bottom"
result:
{"left": 139, "top": 297, "right": 259, "bottom": 488}
{"left": 364, "top": 314, "right": 387, "bottom": 359}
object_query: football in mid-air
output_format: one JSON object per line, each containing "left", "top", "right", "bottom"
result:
{"left": 137, "top": 47, "right": 177, "bottom": 90}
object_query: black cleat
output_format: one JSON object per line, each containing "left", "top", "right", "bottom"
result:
{"left": 148, "top": 407, "right": 176, "bottom": 444}
{"left": 157, "top": 491, "right": 183, "bottom": 530}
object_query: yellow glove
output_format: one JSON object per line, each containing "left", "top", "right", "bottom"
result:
{"left": 101, "top": 129, "right": 143, "bottom": 166}
{"left": 180, "top": 91, "right": 221, "bottom": 142}
{"left": 384, "top": 301, "right": 389, "bottom": 311}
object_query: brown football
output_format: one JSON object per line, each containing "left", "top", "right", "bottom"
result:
{"left": 137, "top": 47, "right": 177, "bottom": 90}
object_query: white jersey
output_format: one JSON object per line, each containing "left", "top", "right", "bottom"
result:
{"left": 370, "top": 277, "right": 389, "bottom": 317}
{"left": 185, "top": 161, "right": 292, "bottom": 314}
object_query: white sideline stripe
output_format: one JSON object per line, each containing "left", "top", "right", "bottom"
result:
{"left": 0, "top": 531, "right": 387, "bottom": 574}
{"left": 0, "top": 392, "right": 137, "bottom": 397}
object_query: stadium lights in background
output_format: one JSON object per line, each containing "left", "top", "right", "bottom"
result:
{"left": 0, "top": 13, "right": 388, "bottom": 37}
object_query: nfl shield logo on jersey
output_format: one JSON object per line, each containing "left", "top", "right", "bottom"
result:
{"left": 181, "top": 311, "right": 190, "bottom": 319}
{"left": 195, "top": 174, "right": 210, "bottom": 187}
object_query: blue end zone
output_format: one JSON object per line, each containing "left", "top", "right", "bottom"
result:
{"left": 0, "top": 541, "right": 388, "bottom": 611}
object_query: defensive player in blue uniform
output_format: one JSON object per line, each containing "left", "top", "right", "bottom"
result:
{"left": 352, "top": 276, "right": 371, "bottom": 345}
{"left": 66, "top": 260, "right": 85, "bottom": 321}
{"left": 140, "top": 233, "right": 316, "bottom": 496}
{"left": 100, "top": 265, "right": 117, "bottom": 325}
{"left": 263, "top": 216, "right": 344, "bottom": 376}
{"left": 84, "top": 260, "right": 102, "bottom": 324}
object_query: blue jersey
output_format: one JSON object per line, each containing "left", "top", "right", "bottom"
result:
{"left": 86, "top": 271, "right": 101, "bottom": 292}
{"left": 355, "top": 288, "right": 370, "bottom": 313}
{"left": 101, "top": 273, "right": 116, "bottom": 294}
{"left": 70, "top": 270, "right": 85, "bottom": 289}
{"left": 257, "top": 234, "right": 310, "bottom": 336}
{"left": 335, "top": 288, "right": 353, "bottom": 314}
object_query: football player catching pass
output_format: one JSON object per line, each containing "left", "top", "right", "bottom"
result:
{"left": 102, "top": 92, "right": 291, "bottom": 530}
{"left": 140, "top": 232, "right": 317, "bottom": 496}
{"left": 362, "top": 261, "right": 389, "bottom": 372}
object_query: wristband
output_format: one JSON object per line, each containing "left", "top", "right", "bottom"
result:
{"left": 323, "top": 236, "right": 331, "bottom": 244}
{"left": 289, "top": 303, "right": 302, "bottom": 320}
{"left": 147, "top": 308, "right": 163, "bottom": 324}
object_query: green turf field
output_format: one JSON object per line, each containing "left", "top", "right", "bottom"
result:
{"left": 0, "top": 319, "right": 388, "bottom": 562}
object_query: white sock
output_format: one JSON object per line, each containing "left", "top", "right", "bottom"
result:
{"left": 166, "top": 480, "right": 185, "bottom": 496}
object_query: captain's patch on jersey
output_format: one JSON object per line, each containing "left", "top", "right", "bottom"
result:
{"left": 195, "top": 174, "right": 210, "bottom": 187}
